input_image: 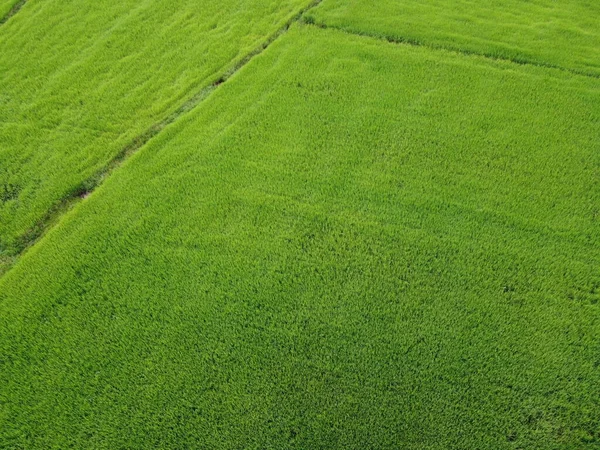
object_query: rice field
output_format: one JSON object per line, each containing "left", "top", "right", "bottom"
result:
{"left": 1, "top": 21, "right": 599, "bottom": 448}
{"left": 0, "top": 0, "right": 313, "bottom": 261}
{"left": 1, "top": 1, "right": 599, "bottom": 448}
{"left": 0, "top": 0, "right": 20, "bottom": 20}
{"left": 307, "top": 0, "right": 600, "bottom": 76}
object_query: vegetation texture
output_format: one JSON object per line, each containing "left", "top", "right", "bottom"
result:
{"left": 0, "top": 0, "right": 312, "bottom": 261}
{"left": 0, "top": 0, "right": 20, "bottom": 21}
{"left": 308, "top": 0, "right": 600, "bottom": 76}
{"left": 1, "top": 24, "right": 598, "bottom": 448}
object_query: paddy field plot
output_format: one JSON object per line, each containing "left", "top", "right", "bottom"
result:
{"left": 1, "top": 24, "right": 599, "bottom": 448}
{"left": 0, "top": 0, "right": 312, "bottom": 262}
{"left": 308, "top": 0, "right": 600, "bottom": 76}
{"left": 0, "top": 0, "right": 19, "bottom": 20}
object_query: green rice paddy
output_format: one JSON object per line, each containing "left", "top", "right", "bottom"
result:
{"left": 1, "top": 1, "right": 599, "bottom": 448}
{"left": 0, "top": 0, "right": 19, "bottom": 20}
{"left": 0, "top": 0, "right": 312, "bottom": 259}
{"left": 308, "top": 0, "right": 600, "bottom": 76}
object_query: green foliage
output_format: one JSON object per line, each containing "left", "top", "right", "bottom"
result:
{"left": 0, "top": 0, "right": 19, "bottom": 20}
{"left": 0, "top": 0, "right": 312, "bottom": 253}
{"left": 307, "top": 0, "right": 600, "bottom": 76}
{"left": 1, "top": 24, "right": 599, "bottom": 448}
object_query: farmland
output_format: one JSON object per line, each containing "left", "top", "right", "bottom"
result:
{"left": 0, "top": 0, "right": 313, "bottom": 265}
{"left": 0, "top": 0, "right": 20, "bottom": 20}
{"left": 308, "top": 0, "right": 600, "bottom": 76}
{"left": 1, "top": 1, "right": 599, "bottom": 449}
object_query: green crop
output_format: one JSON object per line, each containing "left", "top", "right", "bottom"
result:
{"left": 308, "top": 0, "right": 600, "bottom": 76}
{"left": 0, "top": 0, "right": 19, "bottom": 20}
{"left": 0, "top": 0, "right": 312, "bottom": 259}
{"left": 1, "top": 24, "right": 598, "bottom": 448}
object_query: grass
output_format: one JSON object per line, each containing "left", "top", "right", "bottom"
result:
{"left": 0, "top": 0, "right": 313, "bottom": 262}
{"left": 0, "top": 0, "right": 20, "bottom": 21}
{"left": 1, "top": 24, "right": 599, "bottom": 448}
{"left": 307, "top": 0, "right": 600, "bottom": 76}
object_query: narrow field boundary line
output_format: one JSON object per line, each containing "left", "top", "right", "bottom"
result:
{"left": 0, "top": 0, "right": 26, "bottom": 25}
{"left": 0, "top": 0, "right": 323, "bottom": 278}
{"left": 305, "top": 20, "right": 600, "bottom": 80}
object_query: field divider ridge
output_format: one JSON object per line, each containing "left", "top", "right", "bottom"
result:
{"left": 0, "top": 0, "right": 26, "bottom": 25}
{"left": 303, "top": 19, "right": 600, "bottom": 80}
{"left": 0, "top": 0, "right": 324, "bottom": 278}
